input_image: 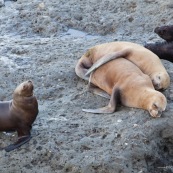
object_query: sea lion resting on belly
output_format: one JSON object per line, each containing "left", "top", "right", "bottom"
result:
{"left": 81, "top": 58, "right": 167, "bottom": 117}
{"left": 144, "top": 41, "right": 173, "bottom": 63}
{"left": 144, "top": 25, "right": 173, "bottom": 63}
{"left": 0, "top": 80, "right": 38, "bottom": 152}
{"left": 75, "top": 41, "right": 170, "bottom": 90}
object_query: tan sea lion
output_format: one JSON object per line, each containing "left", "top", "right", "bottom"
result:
{"left": 0, "top": 80, "right": 38, "bottom": 152}
{"left": 75, "top": 41, "right": 170, "bottom": 90}
{"left": 80, "top": 58, "right": 167, "bottom": 117}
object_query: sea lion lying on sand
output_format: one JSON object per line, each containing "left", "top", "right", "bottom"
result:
{"left": 144, "top": 41, "right": 173, "bottom": 63}
{"left": 145, "top": 25, "right": 173, "bottom": 62}
{"left": 75, "top": 41, "right": 170, "bottom": 90}
{"left": 0, "top": 80, "right": 38, "bottom": 152}
{"left": 77, "top": 58, "right": 167, "bottom": 117}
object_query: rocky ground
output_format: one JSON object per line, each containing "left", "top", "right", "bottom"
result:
{"left": 0, "top": 0, "right": 173, "bottom": 173}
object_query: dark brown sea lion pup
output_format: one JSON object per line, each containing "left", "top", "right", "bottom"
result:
{"left": 0, "top": 80, "right": 38, "bottom": 152}
{"left": 144, "top": 25, "right": 173, "bottom": 63}
{"left": 75, "top": 41, "right": 170, "bottom": 90}
{"left": 144, "top": 41, "right": 173, "bottom": 63}
{"left": 154, "top": 25, "right": 173, "bottom": 42}
{"left": 79, "top": 58, "right": 167, "bottom": 117}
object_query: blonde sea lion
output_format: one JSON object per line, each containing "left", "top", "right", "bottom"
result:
{"left": 75, "top": 41, "right": 170, "bottom": 90}
{"left": 0, "top": 80, "right": 38, "bottom": 152}
{"left": 79, "top": 58, "right": 167, "bottom": 117}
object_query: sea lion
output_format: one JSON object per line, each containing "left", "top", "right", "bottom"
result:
{"left": 144, "top": 41, "right": 173, "bottom": 63}
{"left": 144, "top": 25, "right": 173, "bottom": 62}
{"left": 75, "top": 41, "right": 170, "bottom": 90}
{"left": 81, "top": 58, "right": 167, "bottom": 117}
{"left": 154, "top": 25, "right": 173, "bottom": 42}
{"left": 0, "top": 80, "right": 38, "bottom": 152}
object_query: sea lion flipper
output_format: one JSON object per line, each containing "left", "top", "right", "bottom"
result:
{"left": 88, "top": 83, "right": 110, "bottom": 99}
{"left": 82, "top": 86, "right": 120, "bottom": 114}
{"left": 88, "top": 73, "right": 110, "bottom": 99}
{"left": 92, "top": 89, "right": 110, "bottom": 99}
{"left": 85, "top": 49, "right": 129, "bottom": 76}
{"left": 4, "top": 135, "right": 31, "bottom": 152}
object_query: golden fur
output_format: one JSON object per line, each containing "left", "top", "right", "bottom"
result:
{"left": 75, "top": 41, "right": 170, "bottom": 90}
{"left": 80, "top": 58, "right": 167, "bottom": 117}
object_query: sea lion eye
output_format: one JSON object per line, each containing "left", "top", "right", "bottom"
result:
{"left": 153, "top": 103, "right": 158, "bottom": 109}
{"left": 157, "top": 76, "right": 161, "bottom": 80}
{"left": 160, "top": 29, "right": 166, "bottom": 35}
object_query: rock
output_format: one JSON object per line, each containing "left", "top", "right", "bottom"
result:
{"left": 0, "top": 0, "right": 4, "bottom": 7}
{"left": 0, "top": 0, "right": 173, "bottom": 172}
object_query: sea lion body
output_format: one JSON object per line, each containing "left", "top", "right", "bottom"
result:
{"left": 82, "top": 58, "right": 167, "bottom": 117}
{"left": 0, "top": 81, "right": 38, "bottom": 152}
{"left": 144, "top": 25, "right": 173, "bottom": 62}
{"left": 144, "top": 41, "right": 173, "bottom": 63}
{"left": 75, "top": 41, "right": 170, "bottom": 90}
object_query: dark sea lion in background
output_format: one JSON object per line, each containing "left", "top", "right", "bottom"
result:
{"left": 75, "top": 41, "right": 170, "bottom": 90}
{"left": 144, "top": 42, "right": 173, "bottom": 63}
{"left": 77, "top": 57, "right": 167, "bottom": 117}
{"left": 144, "top": 25, "right": 173, "bottom": 63}
{"left": 0, "top": 80, "right": 38, "bottom": 152}
{"left": 154, "top": 25, "right": 173, "bottom": 42}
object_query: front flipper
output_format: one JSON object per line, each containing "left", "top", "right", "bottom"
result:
{"left": 88, "top": 81, "right": 110, "bottom": 99}
{"left": 83, "top": 86, "right": 120, "bottom": 114}
{"left": 85, "top": 49, "right": 130, "bottom": 76}
{"left": 92, "top": 88, "right": 110, "bottom": 99}
{"left": 4, "top": 135, "right": 31, "bottom": 152}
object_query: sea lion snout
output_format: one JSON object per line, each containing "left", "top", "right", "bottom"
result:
{"left": 151, "top": 73, "right": 170, "bottom": 90}
{"left": 27, "top": 80, "right": 32, "bottom": 84}
{"left": 154, "top": 25, "right": 173, "bottom": 42}
{"left": 154, "top": 26, "right": 166, "bottom": 36}
{"left": 149, "top": 108, "right": 164, "bottom": 118}
{"left": 148, "top": 94, "right": 167, "bottom": 118}
{"left": 14, "top": 80, "right": 34, "bottom": 97}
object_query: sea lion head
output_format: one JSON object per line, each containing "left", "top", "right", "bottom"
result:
{"left": 14, "top": 80, "right": 34, "bottom": 97}
{"left": 148, "top": 91, "right": 167, "bottom": 118}
{"left": 151, "top": 72, "right": 170, "bottom": 90}
{"left": 154, "top": 25, "right": 173, "bottom": 42}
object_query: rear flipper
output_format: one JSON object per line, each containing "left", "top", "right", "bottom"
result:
{"left": 4, "top": 135, "right": 31, "bottom": 152}
{"left": 83, "top": 86, "right": 120, "bottom": 114}
{"left": 85, "top": 49, "right": 130, "bottom": 76}
{"left": 88, "top": 76, "right": 110, "bottom": 99}
{"left": 90, "top": 87, "right": 110, "bottom": 99}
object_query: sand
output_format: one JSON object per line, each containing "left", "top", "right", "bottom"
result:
{"left": 0, "top": 0, "right": 173, "bottom": 172}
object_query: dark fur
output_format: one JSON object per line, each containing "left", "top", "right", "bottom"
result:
{"left": 144, "top": 41, "right": 173, "bottom": 62}
{"left": 154, "top": 25, "right": 173, "bottom": 42}
{"left": 145, "top": 25, "right": 173, "bottom": 62}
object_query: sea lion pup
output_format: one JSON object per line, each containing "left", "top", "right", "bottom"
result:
{"left": 154, "top": 25, "right": 173, "bottom": 42}
{"left": 144, "top": 41, "right": 173, "bottom": 63}
{"left": 0, "top": 80, "right": 38, "bottom": 152}
{"left": 75, "top": 41, "right": 170, "bottom": 90}
{"left": 82, "top": 58, "right": 167, "bottom": 117}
